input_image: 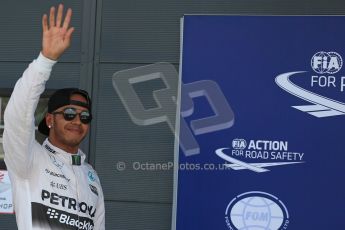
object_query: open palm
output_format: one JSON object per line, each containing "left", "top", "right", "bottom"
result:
{"left": 42, "top": 4, "right": 74, "bottom": 60}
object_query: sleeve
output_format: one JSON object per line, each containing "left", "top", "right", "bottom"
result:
{"left": 3, "top": 53, "right": 56, "bottom": 178}
{"left": 93, "top": 182, "right": 106, "bottom": 229}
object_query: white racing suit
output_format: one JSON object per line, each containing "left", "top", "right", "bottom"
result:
{"left": 3, "top": 53, "right": 105, "bottom": 230}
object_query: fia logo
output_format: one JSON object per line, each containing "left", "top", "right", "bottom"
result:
{"left": 311, "top": 51, "right": 343, "bottom": 74}
{"left": 232, "top": 139, "right": 247, "bottom": 150}
{"left": 276, "top": 50, "right": 345, "bottom": 117}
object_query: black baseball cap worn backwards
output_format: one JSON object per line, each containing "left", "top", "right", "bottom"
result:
{"left": 38, "top": 88, "right": 92, "bottom": 136}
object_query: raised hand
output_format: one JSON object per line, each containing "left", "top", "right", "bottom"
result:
{"left": 42, "top": 4, "right": 74, "bottom": 60}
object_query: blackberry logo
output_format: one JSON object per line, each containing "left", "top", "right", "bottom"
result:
{"left": 32, "top": 203, "right": 95, "bottom": 230}
{"left": 47, "top": 208, "right": 59, "bottom": 219}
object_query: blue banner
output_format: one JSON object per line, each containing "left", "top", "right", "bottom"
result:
{"left": 174, "top": 15, "right": 345, "bottom": 230}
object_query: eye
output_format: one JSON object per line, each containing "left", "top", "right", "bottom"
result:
{"left": 80, "top": 111, "right": 92, "bottom": 124}
{"left": 64, "top": 108, "right": 77, "bottom": 120}
{"left": 80, "top": 111, "right": 90, "bottom": 116}
{"left": 65, "top": 108, "right": 77, "bottom": 114}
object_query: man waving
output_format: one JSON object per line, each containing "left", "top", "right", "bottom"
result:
{"left": 3, "top": 4, "right": 105, "bottom": 229}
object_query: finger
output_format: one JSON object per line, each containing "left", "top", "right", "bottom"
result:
{"left": 49, "top": 6, "right": 55, "bottom": 27}
{"left": 62, "top": 8, "right": 72, "bottom": 30}
{"left": 64, "top": 27, "right": 75, "bottom": 43}
{"left": 56, "top": 4, "right": 64, "bottom": 27}
{"left": 42, "top": 14, "right": 48, "bottom": 32}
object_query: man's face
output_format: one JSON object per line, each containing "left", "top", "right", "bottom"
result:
{"left": 46, "top": 94, "right": 90, "bottom": 150}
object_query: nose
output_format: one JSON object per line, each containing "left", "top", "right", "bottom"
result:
{"left": 70, "top": 114, "right": 82, "bottom": 125}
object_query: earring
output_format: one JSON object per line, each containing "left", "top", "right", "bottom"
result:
{"left": 48, "top": 125, "right": 52, "bottom": 128}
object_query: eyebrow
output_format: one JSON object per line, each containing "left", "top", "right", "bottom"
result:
{"left": 61, "top": 107, "right": 90, "bottom": 112}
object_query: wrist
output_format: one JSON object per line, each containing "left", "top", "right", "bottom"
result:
{"left": 41, "top": 50, "right": 59, "bottom": 61}
{"left": 36, "top": 52, "right": 57, "bottom": 71}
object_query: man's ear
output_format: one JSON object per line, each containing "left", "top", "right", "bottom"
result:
{"left": 45, "top": 113, "right": 53, "bottom": 128}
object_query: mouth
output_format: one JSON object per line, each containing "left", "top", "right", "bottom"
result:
{"left": 66, "top": 126, "right": 83, "bottom": 135}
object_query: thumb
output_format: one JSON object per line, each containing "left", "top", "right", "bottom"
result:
{"left": 64, "top": 27, "right": 75, "bottom": 45}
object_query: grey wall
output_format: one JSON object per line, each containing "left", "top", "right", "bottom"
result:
{"left": 0, "top": 0, "right": 345, "bottom": 229}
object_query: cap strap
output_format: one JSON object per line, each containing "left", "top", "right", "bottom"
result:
{"left": 70, "top": 100, "right": 90, "bottom": 110}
